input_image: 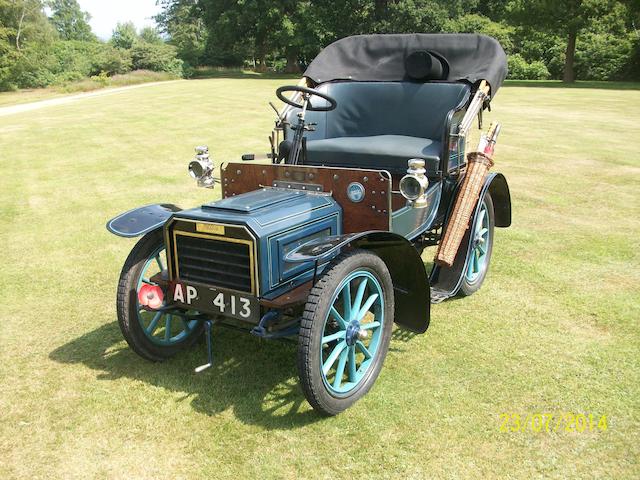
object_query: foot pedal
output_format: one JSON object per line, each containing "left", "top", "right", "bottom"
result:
{"left": 195, "top": 320, "right": 214, "bottom": 373}
{"left": 430, "top": 288, "right": 451, "bottom": 304}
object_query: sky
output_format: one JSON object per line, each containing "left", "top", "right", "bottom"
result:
{"left": 77, "top": 0, "right": 163, "bottom": 40}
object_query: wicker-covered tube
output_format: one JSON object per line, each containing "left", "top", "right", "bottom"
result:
{"left": 435, "top": 152, "right": 494, "bottom": 267}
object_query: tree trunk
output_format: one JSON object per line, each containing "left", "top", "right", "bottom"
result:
{"left": 15, "top": 4, "right": 27, "bottom": 51}
{"left": 255, "top": 57, "right": 267, "bottom": 73}
{"left": 563, "top": 27, "right": 577, "bottom": 83}
{"left": 284, "top": 50, "right": 299, "bottom": 74}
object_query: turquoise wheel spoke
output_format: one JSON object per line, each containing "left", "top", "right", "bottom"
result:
{"left": 356, "top": 341, "right": 372, "bottom": 359}
{"left": 347, "top": 345, "right": 357, "bottom": 382}
{"left": 352, "top": 278, "right": 368, "bottom": 315}
{"left": 329, "top": 306, "right": 347, "bottom": 329}
{"left": 164, "top": 314, "right": 173, "bottom": 341}
{"left": 360, "top": 321, "right": 380, "bottom": 330}
{"left": 320, "top": 270, "right": 384, "bottom": 395}
{"left": 322, "top": 331, "right": 345, "bottom": 344}
{"left": 342, "top": 281, "right": 352, "bottom": 321}
{"left": 136, "top": 245, "right": 197, "bottom": 346}
{"left": 323, "top": 341, "right": 347, "bottom": 375}
{"left": 333, "top": 349, "right": 348, "bottom": 389}
{"left": 465, "top": 203, "right": 490, "bottom": 283}
{"left": 146, "top": 311, "right": 163, "bottom": 334}
{"left": 357, "top": 293, "right": 379, "bottom": 321}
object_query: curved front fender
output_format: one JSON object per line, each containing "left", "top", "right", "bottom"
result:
{"left": 286, "top": 231, "right": 430, "bottom": 334}
{"left": 106, "top": 204, "right": 181, "bottom": 238}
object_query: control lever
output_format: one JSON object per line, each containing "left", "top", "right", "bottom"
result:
{"left": 195, "top": 319, "right": 214, "bottom": 373}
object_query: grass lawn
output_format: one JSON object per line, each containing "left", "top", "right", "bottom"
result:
{"left": 0, "top": 79, "right": 638, "bottom": 479}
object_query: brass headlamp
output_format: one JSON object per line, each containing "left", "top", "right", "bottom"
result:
{"left": 399, "top": 159, "right": 430, "bottom": 208}
{"left": 188, "top": 145, "right": 215, "bottom": 188}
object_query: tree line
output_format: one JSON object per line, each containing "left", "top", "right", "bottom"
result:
{"left": 0, "top": 0, "right": 183, "bottom": 91}
{"left": 1, "top": 0, "right": 639, "bottom": 93}
{"left": 156, "top": 0, "right": 640, "bottom": 82}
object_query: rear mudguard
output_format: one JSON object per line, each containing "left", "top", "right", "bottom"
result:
{"left": 431, "top": 172, "right": 511, "bottom": 298}
{"left": 106, "top": 204, "right": 181, "bottom": 238}
{"left": 487, "top": 173, "right": 511, "bottom": 227}
{"left": 286, "top": 231, "right": 430, "bottom": 333}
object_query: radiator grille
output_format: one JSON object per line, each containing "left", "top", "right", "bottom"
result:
{"left": 175, "top": 234, "right": 253, "bottom": 293}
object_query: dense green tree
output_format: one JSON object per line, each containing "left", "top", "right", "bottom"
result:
{"left": 47, "top": 0, "right": 94, "bottom": 41}
{"left": 0, "top": 0, "right": 55, "bottom": 51}
{"left": 155, "top": 0, "right": 207, "bottom": 66}
{"left": 382, "top": 0, "right": 449, "bottom": 33}
{"left": 110, "top": 21, "right": 137, "bottom": 50}
{"left": 507, "top": 0, "right": 616, "bottom": 82}
{"left": 0, "top": 0, "right": 58, "bottom": 89}
{"left": 139, "top": 26, "right": 163, "bottom": 44}
{"left": 446, "top": 14, "right": 514, "bottom": 52}
{"left": 153, "top": 0, "right": 639, "bottom": 80}
{"left": 130, "top": 40, "right": 183, "bottom": 75}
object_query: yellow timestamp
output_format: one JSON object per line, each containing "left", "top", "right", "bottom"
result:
{"left": 499, "top": 413, "right": 608, "bottom": 433}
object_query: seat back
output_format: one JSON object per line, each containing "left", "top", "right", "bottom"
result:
{"left": 286, "top": 81, "right": 470, "bottom": 142}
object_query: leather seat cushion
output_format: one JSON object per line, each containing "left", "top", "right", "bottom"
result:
{"left": 305, "top": 135, "right": 441, "bottom": 174}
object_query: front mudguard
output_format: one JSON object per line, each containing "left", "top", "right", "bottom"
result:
{"left": 106, "top": 204, "right": 181, "bottom": 238}
{"left": 286, "top": 231, "right": 430, "bottom": 333}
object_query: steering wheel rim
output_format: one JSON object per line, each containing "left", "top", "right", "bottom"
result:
{"left": 276, "top": 85, "right": 337, "bottom": 112}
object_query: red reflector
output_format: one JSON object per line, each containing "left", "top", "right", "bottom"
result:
{"left": 138, "top": 283, "right": 164, "bottom": 310}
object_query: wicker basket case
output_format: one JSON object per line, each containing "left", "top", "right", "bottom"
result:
{"left": 435, "top": 152, "right": 494, "bottom": 267}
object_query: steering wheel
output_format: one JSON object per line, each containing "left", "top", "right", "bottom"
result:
{"left": 276, "top": 85, "right": 337, "bottom": 112}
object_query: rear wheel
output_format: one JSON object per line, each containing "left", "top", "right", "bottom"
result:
{"left": 116, "top": 229, "right": 203, "bottom": 361}
{"left": 459, "top": 192, "right": 495, "bottom": 296}
{"left": 297, "top": 250, "right": 394, "bottom": 416}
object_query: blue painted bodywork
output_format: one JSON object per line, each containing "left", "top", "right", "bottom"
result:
{"left": 391, "top": 182, "right": 442, "bottom": 240}
{"left": 170, "top": 188, "right": 342, "bottom": 300}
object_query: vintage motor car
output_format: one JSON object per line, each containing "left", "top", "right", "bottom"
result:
{"left": 107, "top": 33, "right": 511, "bottom": 415}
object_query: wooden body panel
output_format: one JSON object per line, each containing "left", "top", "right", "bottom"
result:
{"left": 221, "top": 163, "right": 392, "bottom": 234}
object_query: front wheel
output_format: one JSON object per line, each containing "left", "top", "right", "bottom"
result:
{"left": 297, "top": 250, "right": 394, "bottom": 416}
{"left": 116, "top": 229, "right": 203, "bottom": 361}
{"left": 459, "top": 192, "right": 495, "bottom": 296}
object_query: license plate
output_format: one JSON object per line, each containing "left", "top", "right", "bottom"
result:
{"left": 171, "top": 282, "right": 259, "bottom": 323}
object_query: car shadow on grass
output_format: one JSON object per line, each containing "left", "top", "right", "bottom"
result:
{"left": 49, "top": 321, "right": 324, "bottom": 430}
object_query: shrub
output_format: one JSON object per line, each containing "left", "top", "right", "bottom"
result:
{"left": 50, "top": 40, "right": 95, "bottom": 78}
{"left": 507, "top": 54, "right": 550, "bottom": 80}
{"left": 9, "top": 46, "right": 58, "bottom": 88}
{"left": 90, "top": 45, "right": 132, "bottom": 76}
{"left": 129, "top": 41, "right": 184, "bottom": 76}
{"left": 575, "top": 32, "right": 634, "bottom": 81}
{"left": 90, "top": 71, "right": 110, "bottom": 87}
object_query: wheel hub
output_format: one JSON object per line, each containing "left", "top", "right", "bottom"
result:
{"left": 345, "top": 322, "right": 361, "bottom": 346}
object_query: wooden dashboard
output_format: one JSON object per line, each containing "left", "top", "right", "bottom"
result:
{"left": 221, "top": 163, "right": 392, "bottom": 234}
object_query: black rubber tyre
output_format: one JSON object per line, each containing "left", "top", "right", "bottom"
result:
{"left": 116, "top": 229, "right": 203, "bottom": 361}
{"left": 459, "top": 192, "right": 495, "bottom": 296}
{"left": 297, "top": 250, "right": 394, "bottom": 416}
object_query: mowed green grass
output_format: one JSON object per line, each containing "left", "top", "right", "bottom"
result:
{"left": 0, "top": 79, "right": 638, "bottom": 479}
